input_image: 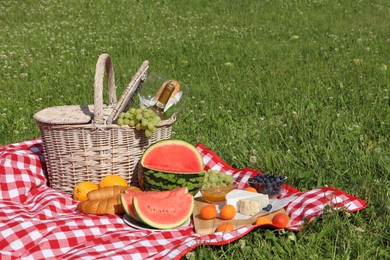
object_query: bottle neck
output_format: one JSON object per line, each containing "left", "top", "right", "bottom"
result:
{"left": 155, "top": 82, "right": 175, "bottom": 108}
{"left": 154, "top": 100, "right": 165, "bottom": 111}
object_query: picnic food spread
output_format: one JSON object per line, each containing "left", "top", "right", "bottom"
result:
{"left": 70, "top": 135, "right": 292, "bottom": 233}
{"left": 0, "top": 139, "right": 367, "bottom": 259}
{"left": 0, "top": 54, "right": 367, "bottom": 259}
{"left": 71, "top": 142, "right": 295, "bottom": 234}
{"left": 34, "top": 55, "right": 299, "bottom": 233}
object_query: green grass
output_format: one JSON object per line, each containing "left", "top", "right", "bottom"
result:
{"left": 1, "top": 0, "right": 389, "bottom": 259}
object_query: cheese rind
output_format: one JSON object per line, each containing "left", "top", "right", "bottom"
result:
{"left": 225, "top": 189, "right": 269, "bottom": 212}
{"left": 238, "top": 197, "right": 269, "bottom": 216}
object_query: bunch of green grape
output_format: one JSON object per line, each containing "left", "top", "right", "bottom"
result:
{"left": 202, "top": 169, "right": 234, "bottom": 189}
{"left": 117, "top": 105, "right": 161, "bottom": 138}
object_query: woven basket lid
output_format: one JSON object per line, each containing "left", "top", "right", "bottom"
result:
{"left": 34, "top": 105, "right": 95, "bottom": 125}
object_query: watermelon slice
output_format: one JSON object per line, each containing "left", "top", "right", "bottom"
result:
{"left": 121, "top": 189, "right": 142, "bottom": 221}
{"left": 141, "top": 139, "right": 204, "bottom": 173}
{"left": 132, "top": 188, "right": 194, "bottom": 229}
{"left": 121, "top": 187, "right": 188, "bottom": 222}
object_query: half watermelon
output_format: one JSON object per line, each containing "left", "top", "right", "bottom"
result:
{"left": 139, "top": 140, "right": 205, "bottom": 195}
{"left": 141, "top": 139, "right": 204, "bottom": 172}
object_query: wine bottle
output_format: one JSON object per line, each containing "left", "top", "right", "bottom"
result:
{"left": 151, "top": 81, "right": 175, "bottom": 120}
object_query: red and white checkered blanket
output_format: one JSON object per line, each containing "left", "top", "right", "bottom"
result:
{"left": 0, "top": 139, "right": 366, "bottom": 259}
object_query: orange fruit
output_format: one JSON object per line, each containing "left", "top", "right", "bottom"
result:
{"left": 255, "top": 216, "right": 273, "bottom": 226}
{"left": 220, "top": 204, "right": 236, "bottom": 220}
{"left": 272, "top": 213, "right": 290, "bottom": 228}
{"left": 245, "top": 187, "right": 258, "bottom": 193}
{"left": 200, "top": 204, "right": 218, "bottom": 220}
{"left": 73, "top": 181, "right": 99, "bottom": 201}
{"left": 99, "top": 174, "right": 128, "bottom": 188}
{"left": 216, "top": 222, "right": 233, "bottom": 232}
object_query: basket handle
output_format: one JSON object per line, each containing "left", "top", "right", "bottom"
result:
{"left": 93, "top": 53, "right": 117, "bottom": 125}
{"left": 106, "top": 60, "right": 149, "bottom": 124}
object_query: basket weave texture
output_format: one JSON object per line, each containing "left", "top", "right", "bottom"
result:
{"left": 34, "top": 54, "right": 175, "bottom": 195}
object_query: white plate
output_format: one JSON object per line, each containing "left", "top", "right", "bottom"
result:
{"left": 123, "top": 214, "right": 191, "bottom": 231}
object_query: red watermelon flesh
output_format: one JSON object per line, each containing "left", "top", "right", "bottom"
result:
{"left": 133, "top": 188, "right": 194, "bottom": 229}
{"left": 121, "top": 187, "right": 188, "bottom": 222}
{"left": 141, "top": 140, "right": 204, "bottom": 173}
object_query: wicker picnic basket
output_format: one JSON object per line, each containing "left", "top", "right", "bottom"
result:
{"left": 34, "top": 54, "right": 176, "bottom": 195}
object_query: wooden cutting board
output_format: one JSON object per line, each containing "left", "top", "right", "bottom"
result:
{"left": 192, "top": 197, "right": 289, "bottom": 235}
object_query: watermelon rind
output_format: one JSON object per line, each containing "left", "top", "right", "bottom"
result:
{"left": 139, "top": 168, "right": 205, "bottom": 195}
{"left": 140, "top": 139, "right": 204, "bottom": 173}
{"left": 133, "top": 189, "right": 194, "bottom": 229}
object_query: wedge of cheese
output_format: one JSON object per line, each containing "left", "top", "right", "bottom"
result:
{"left": 225, "top": 189, "right": 269, "bottom": 215}
{"left": 238, "top": 198, "right": 268, "bottom": 216}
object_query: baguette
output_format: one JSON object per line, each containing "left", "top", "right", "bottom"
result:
{"left": 77, "top": 194, "right": 124, "bottom": 215}
{"left": 87, "top": 185, "right": 129, "bottom": 200}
